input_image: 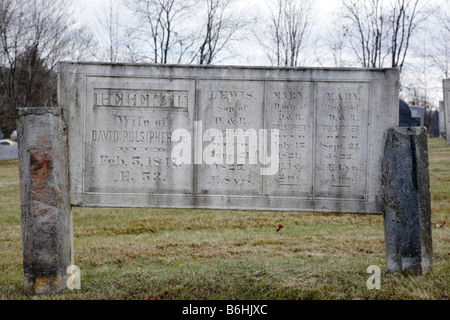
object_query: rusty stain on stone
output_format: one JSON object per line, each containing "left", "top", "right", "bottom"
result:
{"left": 33, "top": 276, "right": 63, "bottom": 295}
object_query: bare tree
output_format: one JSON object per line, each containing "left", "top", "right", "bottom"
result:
{"left": 0, "top": 0, "right": 88, "bottom": 106}
{"left": 341, "top": 0, "right": 430, "bottom": 72}
{"left": 259, "top": 0, "right": 314, "bottom": 67}
{"left": 0, "top": 0, "right": 94, "bottom": 135}
{"left": 0, "top": 0, "right": 28, "bottom": 111}
{"left": 324, "top": 22, "right": 352, "bottom": 67}
{"left": 429, "top": 2, "right": 450, "bottom": 78}
{"left": 123, "top": 0, "right": 251, "bottom": 65}
{"left": 388, "top": 0, "right": 429, "bottom": 71}
{"left": 64, "top": 27, "right": 96, "bottom": 62}
{"left": 342, "top": 0, "right": 387, "bottom": 68}
{"left": 96, "top": 0, "right": 121, "bottom": 62}
{"left": 124, "top": 0, "right": 196, "bottom": 64}
{"left": 402, "top": 38, "right": 435, "bottom": 131}
{"left": 194, "top": 0, "right": 249, "bottom": 65}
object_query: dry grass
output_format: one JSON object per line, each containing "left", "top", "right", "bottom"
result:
{"left": 0, "top": 139, "right": 449, "bottom": 300}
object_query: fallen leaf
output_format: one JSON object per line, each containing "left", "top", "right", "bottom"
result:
{"left": 276, "top": 224, "right": 283, "bottom": 232}
{"left": 436, "top": 221, "right": 447, "bottom": 228}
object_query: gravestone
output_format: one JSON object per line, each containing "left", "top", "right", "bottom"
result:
{"left": 439, "top": 101, "right": 446, "bottom": 138}
{"left": 399, "top": 99, "right": 415, "bottom": 127}
{"left": 409, "top": 105, "right": 424, "bottom": 127}
{"left": 10, "top": 130, "right": 17, "bottom": 141}
{"left": 443, "top": 79, "right": 450, "bottom": 144}
{"left": 17, "top": 108, "right": 71, "bottom": 295}
{"left": 433, "top": 111, "right": 439, "bottom": 138}
{"left": 58, "top": 62, "right": 399, "bottom": 214}
{"left": 0, "top": 145, "right": 18, "bottom": 160}
{"left": 16, "top": 62, "right": 433, "bottom": 294}
{"left": 383, "top": 127, "right": 432, "bottom": 274}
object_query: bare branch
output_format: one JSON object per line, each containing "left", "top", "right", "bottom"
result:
{"left": 258, "top": 0, "right": 315, "bottom": 67}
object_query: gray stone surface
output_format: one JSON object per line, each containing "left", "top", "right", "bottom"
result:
{"left": 433, "top": 111, "right": 439, "bottom": 137}
{"left": 409, "top": 105, "right": 425, "bottom": 126}
{"left": 17, "top": 107, "right": 72, "bottom": 294}
{"left": 399, "top": 99, "right": 414, "bottom": 127}
{"left": 439, "top": 101, "right": 446, "bottom": 138}
{"left": 443, "top": 80, "right": 450, "bottom": 144}
{"left": 0, "top": 145, "right": 18, "bottom": 160}
{"left": 10, "top": 130, "right": 17, "bottom": 141}
{"left": 59, "top": 62, "right": 399, "bottom": 214}
{"left": 382, "top": 127, "right": 432, "bottom": 274}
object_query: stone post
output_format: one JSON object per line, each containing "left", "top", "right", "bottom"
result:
{"left": 382, "top": 127, "right": 433, "bottom": 274}
{"left": 17, "top": 107, "right": 72, "bottom": 295}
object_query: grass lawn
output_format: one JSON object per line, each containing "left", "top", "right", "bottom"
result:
{"left": 0, "top": 138, "right": 449, "bottom": 300}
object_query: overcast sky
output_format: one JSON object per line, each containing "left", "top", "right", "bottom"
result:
{"left": 70, "top": 0, "right": 345, "bottom": 66}
{"left": 71, "top": 0, "right": 448, "bottom": 105}
{"left": 73, "top": 0, "right": 339, "bottom": 24}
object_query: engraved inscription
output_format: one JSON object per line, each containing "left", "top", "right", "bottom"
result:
{"left": 94, "top": 89, "right": 188, "bottom": 108}
{"left": 265, "top": 81, "right": 314, "bottom": 197}
{"left": 86, "top": 112, "right": 191, "bottom": 194}
{"left": 84, "top": 79, "right": 195, "bottom": 194}
{"left": 61, "top": 63, "right": 399, "bottom": 213}
{"left": 314, "top": 82, "right": 370, "bottom": 199}
{"left": 197, "top": 80, "right": 264, "bottom": 196}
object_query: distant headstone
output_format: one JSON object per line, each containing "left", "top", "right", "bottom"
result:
{"left": 10, "top": 130, "right": 17, "bottom": 141}
{"left": 433, "top": 111, "right": 439, "bottom": 138}
{"left": 443, "top": 79, "right": 450, "bottom": 144}
{"left": 399, "top": 99, "right": 414, "bottom": 126}
{"left": 439, "top": 101, "right": 446, "bottom": 139}
{"left": 0, "top": 145, "right": 18, "bottom": 160}
{"left": 409, "top": 106, "right": 425, "bottom": 126}
{"left": 0, "top": 129, "right": 4, "bottom": 140}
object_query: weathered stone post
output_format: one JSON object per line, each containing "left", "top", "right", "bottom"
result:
{"left": 17, "top": 107, "right": 72, "bottom": 295}
{"left": 382, "top": 127, "right": 433, "bottom": 274}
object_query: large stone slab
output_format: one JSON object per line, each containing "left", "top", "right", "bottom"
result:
{"left": 382, "top": 127, "right": 432, "bottom": 274}
{"left": 58, "top": 62, "right": 399, "bottom": 214}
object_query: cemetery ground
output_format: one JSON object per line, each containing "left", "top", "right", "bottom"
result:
{"left": 0, "top": 139, "right": 449, "bottom": 300}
